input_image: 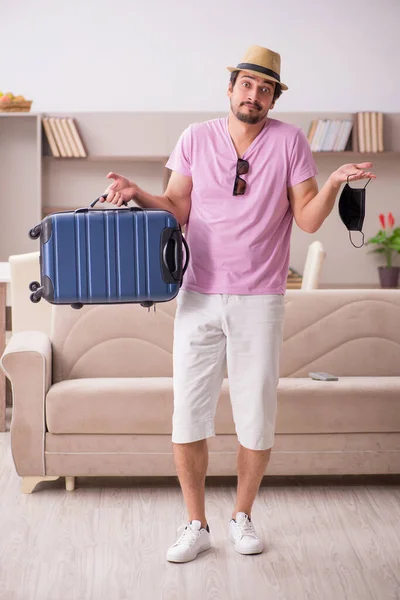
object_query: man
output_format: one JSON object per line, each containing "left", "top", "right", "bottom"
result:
{"left": 101, "top": 45, "right": 375, "bottom": 563}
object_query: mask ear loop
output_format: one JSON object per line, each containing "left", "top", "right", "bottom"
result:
{"left": 346, "top": 174, "right": 372, "bottom": 187}
{"left": 349, "top": 230, "right": 364, "bottom": 248}
{"left": 346, "top": 175, "right": 371, "bottom": 247}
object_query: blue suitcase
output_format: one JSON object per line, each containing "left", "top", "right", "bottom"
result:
{"left": 28, "top": 196, "right": 190, "bottom": 309}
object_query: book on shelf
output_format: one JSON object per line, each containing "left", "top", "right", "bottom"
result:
{"left": 53, "top": 118, "right": 73, "bottom": 157}
{"left": 62, "top": 118, "right": 80, "bottom": 157}
{"left": 42, "top": 117, "right": 87, "bottom": 158}
{"left": 42, "top": 118, "right": 60, "bottom": 158}
{"left": 308, "top": 113, "right": 384, "bottom": 153}
{"left": 364, "top": 112, "right": 371, "bottom": 152}
{"left": 371, "top": 112, "right": 378, "bottom": 153}
{"left": 352, "top": 114, "right": 359, "bottom": 151}
{"left": 377, "top": 112, "right": 384, "bottom": 152}
{"left": 287, "top": 267, "right": 303, "bottom": 288}
{"left": 353, "top": 112, "right": 384, "bottom": 153}
{"left": 66, "top": 118, "right": 87, "bottom": 158}
{"left": 286, "top": 282, "right": 302, "bottom": 289}
{"left": 357, "top": 112, "right": 365, "bottom": 152}
{"left": 307, "top": 118, "right": 353, "bottom": 152}
{"left": 48, "top": 118, "right": 66, "bottom": 157}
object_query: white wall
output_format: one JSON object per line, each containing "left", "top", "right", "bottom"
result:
{"left": 1, "top": 0, "right": 399, "bottom": 113}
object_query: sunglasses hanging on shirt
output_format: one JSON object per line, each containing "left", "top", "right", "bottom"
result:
{"left": 233, "top": 158, "right": 249, "bottom": 196}
{"left": 338, "top": 175, "right": 371, "bottom": 248}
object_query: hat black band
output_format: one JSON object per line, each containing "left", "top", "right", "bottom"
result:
{"left": 236, "top": 63, "right": 280, "bottom": 82}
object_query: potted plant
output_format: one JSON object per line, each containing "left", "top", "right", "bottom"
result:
{"left": 366, "top": 213, "right": 400, "bottom": 288}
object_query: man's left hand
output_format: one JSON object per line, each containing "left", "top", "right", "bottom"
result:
{"left": 329, "top": 162, "right": 377, "bottom": 187}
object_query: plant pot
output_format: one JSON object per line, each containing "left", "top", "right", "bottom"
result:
{"left": 378, "top": 266, "right": 400, "bottom": 288}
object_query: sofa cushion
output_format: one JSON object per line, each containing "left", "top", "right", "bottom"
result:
{"left": 278, "top": 377, "right": 400, "bottom": 433}
{"left": 46, "top": 378, "right": 234, "bottom": 435}
{"left": 46, "top": 376, "right": 400, "bottom": 435}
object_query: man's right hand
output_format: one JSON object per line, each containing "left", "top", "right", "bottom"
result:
{"left": 100, "top": 172, "right": 139, "bottom": 206}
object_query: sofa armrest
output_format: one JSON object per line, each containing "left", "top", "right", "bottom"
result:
{"left": 0, "top": 331, "right": 52, "bottom": 476}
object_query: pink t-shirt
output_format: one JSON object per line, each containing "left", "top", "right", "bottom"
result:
{"left": 166, "top": 117, "right": 318, "bottom": 295}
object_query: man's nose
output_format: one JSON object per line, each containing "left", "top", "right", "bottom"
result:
{"left": 247, "top": 89, "right": 260, "bottom": 103}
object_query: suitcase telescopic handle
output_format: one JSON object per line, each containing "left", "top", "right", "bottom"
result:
{"left": 89, "top": 195, "right": 130, "bottom": 209}
{"left": 74, "top": 195, "right": 135, "bottom": 213}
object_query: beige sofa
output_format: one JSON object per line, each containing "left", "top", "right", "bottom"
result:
{"left": 1, "top": 289, "right": 399, "bottom": 493}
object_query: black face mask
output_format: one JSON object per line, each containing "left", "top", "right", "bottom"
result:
{"left": 338, "top": 176, "right": 371, "bottom": 248}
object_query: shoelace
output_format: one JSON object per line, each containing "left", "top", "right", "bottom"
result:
{"left": 174, "top": 525, "right": 201, "bottom": 548}
{"left": 234, "top": 516, "right": 257, "bottom": 539}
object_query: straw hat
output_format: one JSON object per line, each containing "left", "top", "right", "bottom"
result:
{"left": 227, "top": 45, "right": 288, "bottom": 91}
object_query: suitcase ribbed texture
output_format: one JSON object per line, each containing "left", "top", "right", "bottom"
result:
{"left": 41, "top": 209, "right": 181, "bottom": 304}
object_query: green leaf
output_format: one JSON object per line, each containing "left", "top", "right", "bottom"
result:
{"left": 385, "top": 241, "right": 400, "bottom": 251}
{"left": 366, "top": 232, "right": 388, "bottom": 245}
{"left": 366, "top": 236, "right": 384, "bottom": 245}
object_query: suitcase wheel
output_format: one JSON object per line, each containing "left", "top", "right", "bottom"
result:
{"left": 140, "top": 301, "right": 154, "bottom": 309}
{"left": 29, "top": 225, "right": 42, "bottom": 240}
{"left": 29, "top": 281, "right": 41, "bottom": 292}
{"left": 30, "top": 291, "right": 42, "bottom": 303}
{"left": 71, "top": 303, "right": 83, "bottom": 310}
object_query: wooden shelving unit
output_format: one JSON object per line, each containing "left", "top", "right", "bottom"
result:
{"left": 1, "top": 110, "right": 400, "bottom": 286}
{"left": 0, "top": 112, "right": 41, "bottom": 259}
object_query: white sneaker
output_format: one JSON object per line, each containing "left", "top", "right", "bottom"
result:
{"left": 229, "top": 512, "right": 264, "bottom": 555}
{"left": 166, "top": 520, "right": 211, "bottom": 563}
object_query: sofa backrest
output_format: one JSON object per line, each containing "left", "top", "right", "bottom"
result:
{"left": 51, "top": 301, "right": 176, "bottom": 383}
{"left": 51, "top": 289, "right": 400, "bottom": 382}
{"left": 281, "top": 289, "right": 400, "bottom": 377}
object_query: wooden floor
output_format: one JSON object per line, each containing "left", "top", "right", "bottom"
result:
{"left": 0, "top": 425, "right": 399, "bottom": 599}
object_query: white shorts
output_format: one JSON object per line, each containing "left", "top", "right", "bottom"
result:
{"left": 172, "top": 290, "right": 285, "bottom": 450}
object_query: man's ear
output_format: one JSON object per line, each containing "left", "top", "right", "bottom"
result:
{"left": 227, "top": 83, "right": 233, "bottom": 98}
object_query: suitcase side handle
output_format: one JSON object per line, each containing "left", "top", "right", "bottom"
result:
{"left": 161, "top": 230, "right": 190, "bottom": 284}
{"left": 182, "top": 235, "right": 190, "bottom": 277}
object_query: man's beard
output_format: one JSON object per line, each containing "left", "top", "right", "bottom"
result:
{"left": 232, "top": 101, "right": 265, "bottom": 124}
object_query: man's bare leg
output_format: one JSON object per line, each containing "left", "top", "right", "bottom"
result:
{"left": 173, "top": 439, "right": 209, "bottom": 529}
{"left": 232, "top": 443, "right": 272, "bottom": 518}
